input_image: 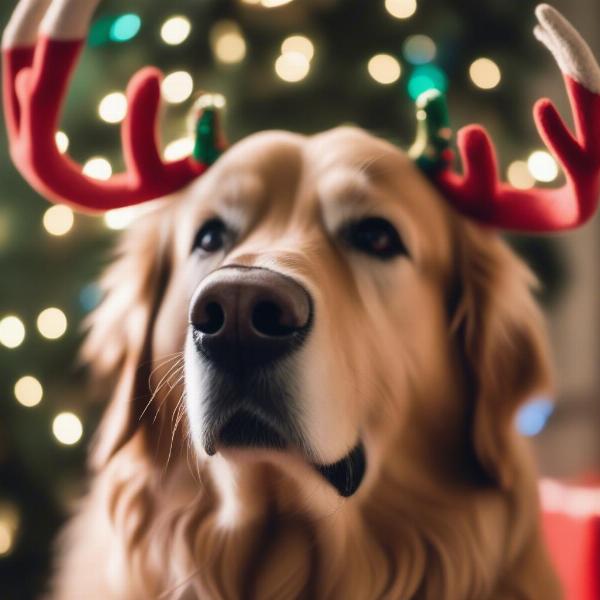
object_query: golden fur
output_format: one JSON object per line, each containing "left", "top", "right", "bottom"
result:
{"left": 51, "top": 128, "right": 561, "bottom": 599}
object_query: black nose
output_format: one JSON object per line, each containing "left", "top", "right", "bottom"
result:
{"left": 190, "top": 266, "right": 313, "bottom": 370}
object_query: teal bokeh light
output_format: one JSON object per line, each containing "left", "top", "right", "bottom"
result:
{"left": 407, "top": 65, "right": 448, "bottom": 100}
{"left": 109, "top": 14, "right": 141, "bottom": 42}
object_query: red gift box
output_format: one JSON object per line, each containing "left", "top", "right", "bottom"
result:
{"left": 541, "top": 479, "right": 600, "bottom": 600}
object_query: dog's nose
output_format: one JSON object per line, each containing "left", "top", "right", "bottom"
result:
{"left": 190, "top": 267, "right": 313, "bottom": 369}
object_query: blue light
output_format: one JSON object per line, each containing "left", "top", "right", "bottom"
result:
{"left": 407, "top": 65, "right": 448, "bottom": 100}
{"left": 109, "top": 14, "right": 141, "bottom": 43}
{"left": 516, "top": 397, "right": 555, "bottom": 437}
{"left": 79, "top": 283, "right": 102, "bottom": 312}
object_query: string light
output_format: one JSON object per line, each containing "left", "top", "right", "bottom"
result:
{"left": 528, "top": 150, "right": 558, "bottom": 182}
{"left": 43, "top": 205, "right": 74, "bottom": 236}
{"left": 161, "top": 71, "right": 194, "bottom": 104}
{"left": 164, "top": 137, "right": 195, "bottom": 161}
{"left": 507, "top": 160, "right": 535, "bottom": 189}
{"left": 261, "top": 0, "right": 294, "bottom": 7}
{"left": 385, "top": 0, "right": 417, "bottom": 19}
{"left": 98, "top": 92, "right": 127, "bottom": 124}
{"left": 403, "top": 35, "right": 436, "bottom": 65}
{"left": 37, "top": 307, "right": 67, "bottom": 340}
{"left": 55, "top": 131, "right": 69, "bottom": 154}
{"left": 281, "top": 35, "right": 314, "bottom": 61}
{"left": 210, "top": 21, "right": 247, "bottom": 64}
{"left": 14, "top": 376, "right": 43, "bottom": 408}
{"left": 83, "top": 157, "right": 112, "bottom": 180}
{"left": 160, "top": 16, "right": 191, "bottom": 45}
{"left": 52, "top": 412, "right": 83, "bottom": 446}
{"left": 368, "top": 54, "right": 401, "bottom": 85}
{"left": 0, "top": 315, "right": 25, "bottom": 349}
{"left": 275, "top": 52, "right": 310, "bottom": 82}
{"left": 469, "top": 57, "right": 501, "bottom": 90}
{"left": 109, "top": 14, "right": 141, "bottom": 42}
{"left": 407, "top": 64, "right": 447, "bottom": 99}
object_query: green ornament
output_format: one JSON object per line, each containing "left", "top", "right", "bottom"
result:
{"left": 408, "top": 89, "right": 453, "bottom": 175}
{"left": 193, "top": 106, "right": 222, "bottom": 166}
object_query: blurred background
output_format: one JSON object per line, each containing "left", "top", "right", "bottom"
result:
{"left": 0, "top": 0, "right": 598, "bottom": 598}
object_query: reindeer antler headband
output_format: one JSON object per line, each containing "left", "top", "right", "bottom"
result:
{"left": 3, "top": 1, "right": 600, "bottom": 232}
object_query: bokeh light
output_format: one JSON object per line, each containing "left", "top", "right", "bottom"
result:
{"left": 368, "top": 54, "right": 401, "bottom": 85}
{"left": 0, "top": 522, "right": 13, "bottom": 556}
{"left": 109, "top": 14, "right": 141, "bottom": 42}
{"left": 517, "top": 397, "right": 554, "bottom": 437}
{"left": 52, "top": 412, "right": 83, "bottom": 446}
{"left": 528, "top": 150, "right": 559, "bottom": 182}
{"left": 14, "top": 376, "right": 43, "bottom": 408}
{"left": 55, "top": 131, "right": 69, "bottom": 154}
{"left": 37, "top": 307, "right": 67, "bottom": 340}
{"left": 262, "top": 0, "right": 295, "bottom": 7}
{"left": 83, "top": 157, "right": 112, "bottom": 181}
{"left": 161, "top": 71, "right": 194, "bottom": 104}
{"left": 507, "top": 160, "right": 535, "bottom": 190}
{"left": 275, "top": 52, "right": 311, "bottom": 82}
{"left": 385, "top": 0, "right": 417, "bottom": 19}
{"left": 469, "top": 57, "right": 501, "bottom": 90}
{"left": 281, "top": 35, "right": 314, "bottom": 61}
{"left": 210, "top": 21, "right": 247, "bottom": 64}
{"left": 403, "top": 34, "right": 436, "bottom": 65}
{"left": 407, "top": 64, "right": 447, "bottom": 99}
{"left": 164, "top": 137, "right": 195, "bottom": 161}
{"left": 0, "top": 316, "right": 25, "bottom": 349}
{"left": 160, "top": 16, "right": 191, "bottom": 45}
{"left": 43, "top": 205, "right": 74, "bottom": 236}
{"left": 98, "top": 92, "right": 127, "bottom": 124}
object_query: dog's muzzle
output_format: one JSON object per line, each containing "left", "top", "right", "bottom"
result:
{"left": 187, "top": 266, "right": 366, "bottom": 497}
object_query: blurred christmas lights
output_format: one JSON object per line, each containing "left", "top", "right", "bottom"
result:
{"left": 52, "top": 412, "right": 83, "bottom": 446}
{"left": 0, "top": 504, "right": 19, "bottom": 558}
{"left": 83, "top": 157, "right": 112, "bottom": 180}
{"left": 109, "top": 13, "right": 141, "bottom": 42}
{"left": 516, "top": 397, "right": 554, "bottom": 437}
{"left": 161, "top": 16, "right": 191, "bottom": 46}
{"left": 55, "top": 131, "right": 69, "bottom": 154}
{"left": 407, "top": 64, "right": 447, "bottom": 99}
{"left": 161, "top": 71, "right": 194, "bottom": 104}
{"left": 528, "top": 150, "right": 558, "bottom": 182}
{"left": 37, "top": 307, "right": 68, "bottom": 340}
{"left": 368, "top": 54, "right": 401, "bottom": 85}
{"left": 275, "top": 52, "right": 310, "bottom": 82}
{"left": 469, "top": 57, "right": 501, "bottom": 90}
{"left": 262, "top": 0, "right": 295, "bottom": 7}
{"left": 164, "top": 137, "right": 195, "bottom": 161}
{"left": 507, "top": 160, "right": 535, "bottom": 189}
{"left": 0, "top": 316, "right": 25, "bottom": 349}
{"left": 14, "top": 376, "right": 43, "bottom": 408}
{"left": 281, "top": 35, "right": 314, "bottom": 61}
{"left": 210, "top": 21, "right": 247, "bottom": 64}
{"left": 0, "top": 521, "right": 13, "bottom": 556}
{"left": 43, "top": 205, "right": 74, "bottom": 236}
{"left": 98, "top": 92, "right": 127, "bottom": 124}
{"left": 403, "top": 35, "right": 436, "bottom": 65}
{"left": 385, "top": 0, "right": 417, "bottom": 19}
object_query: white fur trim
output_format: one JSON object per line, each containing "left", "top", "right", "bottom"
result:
{"left": 2, "top": 0, "right": 52, "bottom": 49}
{"left": 2, "top": 0, "right": 102, "bottom": 49}
{"left": 534, "top": 3, "right": 600, "bottom": 94}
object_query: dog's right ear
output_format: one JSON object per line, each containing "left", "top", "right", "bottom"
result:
{"left": 449, "top": 222, "right": 553, "bottom": 488}
{"left": 82, "top": 210, "right": 172, "bottom": 470}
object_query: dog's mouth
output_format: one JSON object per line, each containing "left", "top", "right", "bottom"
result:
{"left": 205, "top": 410, "right": 366, "bottom": 497}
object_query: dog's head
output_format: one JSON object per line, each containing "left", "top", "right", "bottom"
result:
{"left": 84, "top": 127, "right": 551, "bottom": 505}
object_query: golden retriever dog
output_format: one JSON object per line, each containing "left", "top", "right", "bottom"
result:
{"left": 6, "top": 0, "right": 600, "bottom": 598}
{"left": 49, "top": 127, "right": 559, "bottom": 599}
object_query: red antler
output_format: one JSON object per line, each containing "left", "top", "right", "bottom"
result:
{"left": 436, "top": 4, "right": 600, "bottom": 232}
{"left": 2, "top": 0, "right": 207, "bottom": 212}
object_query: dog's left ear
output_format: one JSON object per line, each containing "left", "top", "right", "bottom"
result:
{"left": 450, "top": 222, "right": 552, "bottom": 488}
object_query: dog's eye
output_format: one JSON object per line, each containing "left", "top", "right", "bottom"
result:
{"left": 345, "top": 217, "right": 408, "bottom": 259}
{"left": 193, "top": 219, "right": 227, "bottom": 253}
